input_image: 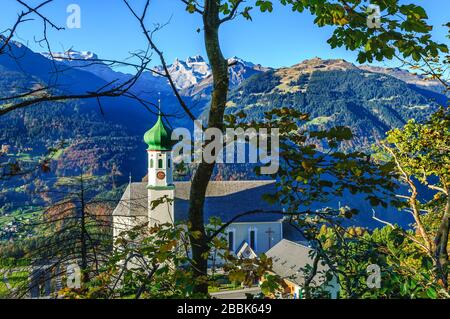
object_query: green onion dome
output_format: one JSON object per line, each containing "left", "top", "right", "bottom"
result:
{"left": 143, "top": 114, "right": 173, "bottom": 151}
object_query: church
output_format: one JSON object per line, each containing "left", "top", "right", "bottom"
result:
{"left": 112, "top": 114, "right": 285, "bottom": 257}
{"left": 111, "top": 114, "right": 341, "bottom": 298}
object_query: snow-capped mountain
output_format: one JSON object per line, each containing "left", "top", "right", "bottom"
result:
{"left": 156, "top": 55, "right": 212, "bottom": 90}
{"left": 0, "top": 43, "right": 109, "bottom": 95}
{"left": 41, "top": 51, "right": 270, "bottom": 97}
{"left": 42, "top": 50, "right": 98, "bottom": 61}
{"left": 156, "top": 55, "right": 272, "bottom": 97}
{"left": 42, "top": 49, "right": 120, "bottom": 83}
{"left": 42, "top": 49, "right": 170, "bottom": 94}
{"left": 40, "top": 49, "right": 447, "bottom": 104}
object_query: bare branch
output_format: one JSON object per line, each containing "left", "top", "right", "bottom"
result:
{"left": 123, "top": 0, "right": 197, "bottom": 123}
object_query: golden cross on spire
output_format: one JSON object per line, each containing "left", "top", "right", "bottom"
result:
{"left": 158, "top": 92, "right": 161, "bottom": 115}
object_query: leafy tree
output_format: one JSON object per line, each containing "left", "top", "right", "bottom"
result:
{"left": 314, "top": 224, "right": 449, "bottom": 298}
{"left": 381, "top": 108, "right": 450, "bottom": 288}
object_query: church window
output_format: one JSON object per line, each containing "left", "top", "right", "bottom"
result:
{"left": 168, "top": 159, "right": 171, "bottom": 168}
{"left": 227, "top": 231, "right": 234, "bottom": 252}
{"left": 158, "top": 159, "right": 163, "bottom": 168}
{"left": 150, "top": 159, "right": 154, "bottom": 168}
{"left": 249, "top": 228, "right": 257, "bottom": 251}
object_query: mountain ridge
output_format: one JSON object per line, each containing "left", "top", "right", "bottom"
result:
{"left": 40, "top": 48, "right": 447, "bottom": 101}
{"left": 2, "top": 43, "right": 445, "bottom": 170}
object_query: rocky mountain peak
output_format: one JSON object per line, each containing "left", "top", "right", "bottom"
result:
{"left": 155, "top": 55, "right": 269, "bottom": 92}
{"left": 186, "top": 55, "right": 206, "bottom": 64}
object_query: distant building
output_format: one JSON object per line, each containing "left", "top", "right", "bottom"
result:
{"left": 265, "top": 239, "right": 339, "bottom": 299}
{"left": 1, "top": 144, "right": 10, "bottom": 154}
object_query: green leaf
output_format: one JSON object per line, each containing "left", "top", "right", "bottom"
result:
{"left": 426, "top": 287, "right": 437, "bottom": 299}
{"left": 256, "top": 0, "right": 273, "bottom": 13}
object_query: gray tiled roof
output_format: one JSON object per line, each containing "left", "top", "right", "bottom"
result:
{"left": 112, "top": 182, "right": 148, "bottom": 217}
{"left": 112, "top": 180, "right": 283, "bottom": 223}
{"left": 266, "top": 239, "right": 328, "bottom": 286}
{"left": 173, "top": 180, "right": 276, "bottom": 200}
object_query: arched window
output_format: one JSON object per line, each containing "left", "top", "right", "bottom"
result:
{"left": 249, "top": 228, "right": 257, "bottom": 251}
{"left": 227, "top": 230, "right": 235, "bottom": 252}
{"left": 150, "top": 159, "right": 154, "bottom": 168}
{"left": 158, "top": 159, "right": 163, "bottom": 168}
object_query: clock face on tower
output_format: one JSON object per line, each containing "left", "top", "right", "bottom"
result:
{"left": 156, "top": 171, "right": 166, "bottom": 180}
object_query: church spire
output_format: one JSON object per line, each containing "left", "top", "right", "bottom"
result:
{"left": 143, "top": 97, "right": 173, "bottom": 152}
{"left": 144, "top": 98, "right": 174, "bottom": 190}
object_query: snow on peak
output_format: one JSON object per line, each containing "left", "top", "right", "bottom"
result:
{"left": 42, "top": 49, "right": 98, "bottom": 61}
{"left": 158, "top": 56, "right": 211, "bottom": 90}
{"left": 228, "top": 56, "right": 255, "bottom": 68}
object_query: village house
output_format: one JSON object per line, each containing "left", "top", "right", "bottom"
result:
{"left": 266, "top": 239, "right": 339, "bottom": 299}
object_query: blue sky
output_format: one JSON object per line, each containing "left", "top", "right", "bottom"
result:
{"left": 1, "top": 0, "right": 449, "bottom": 71}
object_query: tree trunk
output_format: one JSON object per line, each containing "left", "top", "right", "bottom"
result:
{"left": 80, "top": 174, "right": 89, "bottom": 283}
{"left": 188, "top": 0, "right": 229, "bottom": 295}
{"left": 434, "top": 194, "right": 450, "bottom": 288}
{"left": 384, "top": 144, "right": 433, "bottom": 252}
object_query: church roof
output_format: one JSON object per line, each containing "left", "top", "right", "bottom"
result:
{"left": 266, "top": 239, "right": 328, "bottom": 287}
{"left": 112, "top": 180, "right": 283, "bottom": 223}
{"left": 143, "top": 114, "right": 173, "bottom": 151}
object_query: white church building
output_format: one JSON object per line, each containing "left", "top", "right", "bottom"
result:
{"left": 110, "top": 114, "right": 341, "bottom": 298}
{"left": 112, "top": 113, "right": 285, "bottom": 257}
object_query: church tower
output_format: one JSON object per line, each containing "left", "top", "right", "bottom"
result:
{"left": 143, "top": 112, "right": 175, "bottom": 227}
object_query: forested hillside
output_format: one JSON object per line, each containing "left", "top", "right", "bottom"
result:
{"left": 226, "top": 58, "right": 444, "bottom": 151}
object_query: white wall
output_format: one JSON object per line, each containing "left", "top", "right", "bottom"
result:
{"left": 226, "top": 221, "right": 283, "bottom": 255}
{"left": 148, "top": 188, "right": 175, "bottom": 227}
